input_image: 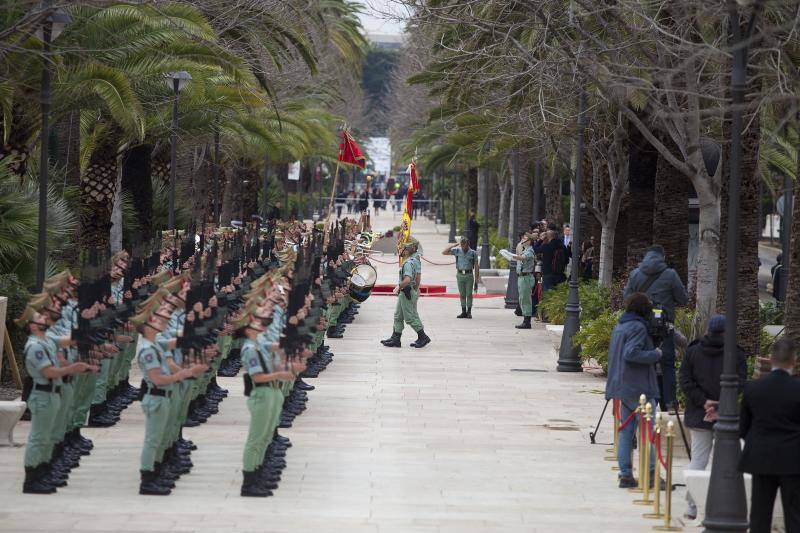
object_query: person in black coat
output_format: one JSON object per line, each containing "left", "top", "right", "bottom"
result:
{"left": 678, "top": 315, "right": 747, "bottom": 519}
{"left": 739, "top": 338, "right": 800, "bottom": 533}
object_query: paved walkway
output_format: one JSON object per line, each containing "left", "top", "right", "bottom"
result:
{"left": 0, "top": 213, "right": 692, "bottom": 532}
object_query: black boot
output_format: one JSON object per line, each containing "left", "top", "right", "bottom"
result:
{"left": 410, "top": 330, "right": 431, "bottom": 348}
{"left": 88, "top": 403, "right": 115, "bottom": 427}
{"left": 515, "top": 316, "right": 532, "bottom": 329}
{"left": 241, "top": 471, "right": 272, "bottom": 497}
{"left": 294, "top": 378, "right": 315, "bottom": 391}
{"left": 23, "top": 465, "right": 55, "bottom": 494}
{"left": 326, "top": 326, "right": 343, "bottom": 339}
{"left": 514, "top": 305, "right": 522, "bottom": 316}
{"left": 380, "top": 331, "right": 402, "bottom": 347}
{"left": 139, "top": 470, "right": 171, "bottom": 495}
{"left": 457, "top": 307, "right": 468, "bottom": 318}
{"left": 466, "top": 307, "right": 472, "bottom": 319}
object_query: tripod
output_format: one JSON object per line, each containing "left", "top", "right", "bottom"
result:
{"left": 589, "top": 398, "right": 613, "bottom": 445}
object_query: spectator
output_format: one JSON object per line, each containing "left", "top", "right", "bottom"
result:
{"left": 605, "top": 292, "right": 662, "bottom": 489}
{"left": 679, "top": 315, "right": 747, "bottom": 520}
{"left": 467, "top": 212, "right": 479, "bottom": 250}
{"left": 563, "top": 224, "right": 572, "bottom": 247}
{"left": 623, "top": 244, "right": 688, "bottom": 410}
{"left": 358, "top": 189, "right": 369, "bottom": 212}
{"left": 532, "top": 230, "right": 568, "bottom": 292}
{"left": 772, "top": 252, "right": 783, "bottom": 300}
{"left": 581, "top": 236, "right": 594, "bottom": 280}
{"left": 739, "top": 338, "right": 800, "bottom": 532}
{"left": 346, "top": 191, "right": 356, "bottom": 214}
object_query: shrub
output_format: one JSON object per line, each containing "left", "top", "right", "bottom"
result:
{"left": 538, "top": 280, "right": 610, "bottom": 325}
{"left": 759, "top": 300, "right": 783, "bottom": 325}
{"left": 0, "top": 273, "right": 30, "bottom": 383}
{"left": 573, "top": 310, "right": 621, "bottom": 374}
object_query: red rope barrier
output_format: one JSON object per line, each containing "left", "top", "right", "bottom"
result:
{"left": 420, "top": 256, "right": 456, "bottom": 266}
{"left": 653, "top": 428, "right": 667, "bottom": 469}
{"left": 617, "top": 407, "right": 638, "bottom": 431}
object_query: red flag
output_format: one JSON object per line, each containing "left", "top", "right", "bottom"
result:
{"left": 407, "top": 161, "right": 420, "bottom": 192}
{"left": 338, "top": 131, "right": 366, "bottom": 169}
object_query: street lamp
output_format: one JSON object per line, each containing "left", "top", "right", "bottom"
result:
{"left": 557, "top": 92, "right": 587, "bottom": 373}
{"left": 504, "top": 148, "right": 520, "bottom": 309}
{"left": 448, "top": 173, "right": 457, "bottom": 242}
{"left": 35, "top": 3, "right": 71, "bottom": 291}
{"left": 703, "top": 2, "right": 764, "bottom": 530}
{"left": 165, "top": 71, "right": 192, "bottom": 230}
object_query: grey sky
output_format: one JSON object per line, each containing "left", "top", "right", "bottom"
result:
{"left": 357, "top": 0, "right": 406, "bottom": 36}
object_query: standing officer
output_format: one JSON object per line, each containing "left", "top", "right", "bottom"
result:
{"left": 510, "top": 232, "right": 536, "bottom": 329}
{"left": 381, "top": 238, "right": 430, "bottom": 348}
{"left": 442, "top": 237, "right": 479, "bottom": 318}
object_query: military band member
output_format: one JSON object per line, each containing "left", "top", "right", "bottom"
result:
{"left": 442, "top": 237, "right": 480, "bottom": 318}
{"left": 381, "top": 238, "right": 430, "bottom": 348}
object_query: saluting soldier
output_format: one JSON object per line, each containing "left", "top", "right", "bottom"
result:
{"left": 510, "top": 232, "right": 536, "bottom": 329}
{"left": 17, "top": 305, "right": 92, "bottom": 494}
{"left": 442, "top": 237, "right": 480, "bottom": 318}
{"left": 381, "top": 238, "right": 431, "bottom": 348}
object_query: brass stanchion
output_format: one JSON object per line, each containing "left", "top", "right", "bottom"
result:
{"left": 605, "top": 399, "right": 619, "bottom": 462}
{"left": 653, "top": 421, "right": 682, "bottom": 531}
{"left": 628, "top": 394, "right": 647, "bottom": 493}
{"left": 634, "top": 403, "right": 653, "bottom": 505}
{"left": 644, "top": 412, "right": 664, "bottom": 519}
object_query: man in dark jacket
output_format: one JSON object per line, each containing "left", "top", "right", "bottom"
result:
{"left": 467, "top": 212, "right": 479, "bottom": 251}
{"left": 740, "top": 338, "right": 800, "bottom": 533}
{"left": 678, "top": 315, "right": 747, "bottom": 520}
{"left": 533, "top": 230, "right": 569, "bottom": 292}
{"left": 623, "top": 245, "right": 688, "bottom": 410}
{"left": 605, "top": 292, "right": 662, "bottom": 488}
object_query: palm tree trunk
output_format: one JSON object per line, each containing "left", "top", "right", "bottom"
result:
{"left": 626, "top": 125, "right": 658, "bottom": 269}
{"left": 653, "top": 152, "right": 689, "bottom": 284}
{"left": 109, "top": 156, "right": 124, "bottom": 253}
{"left": 544, "top": 158, "right": 563, "bottom": 224}
{"left": 516, "top": 151, "right": 533, "bottom": 232}
{"left": 783, "top": 164, "right": 800, "bottom": 375}
{"left": 220, "top": 167, "right": 233, "bottom": 227}
{"left": 121, "top": 144, "right": 153, "bottom": 241}
{"left": 79, "top": 137, "right": 119, "bottom": 251}
{"left": 497, "top": 178, "right": 509, "bottom": 238}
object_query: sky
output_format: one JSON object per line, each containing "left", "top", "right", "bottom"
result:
{"left": 357, "top": 0, "right": 406, "bottom": 36}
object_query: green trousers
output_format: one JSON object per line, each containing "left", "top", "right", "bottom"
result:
{"left": 92, "top": 357, "right": 112, "bottom": 405}
{"left": 242, "top": 386, "right": 282, "bottom": 471}
{"left": 53, "top": 382, "right": 74, "bottom": 443}
{"left": 393, "top": 288, "right": 423, "bottom": 333}
{"left": 140, "top": 394, "right": 170, "bottom": 470}
{"left": 24, "top": 390, "right": 61, "bottom": 467}
{"left": 456, "top": 272, "right": 474, "bottom": 308}
{"left": 518, "top": 274, "right": 535, "bottom": 317}
{"left": 71, "top": 372, "right": 97, "bottom": 430}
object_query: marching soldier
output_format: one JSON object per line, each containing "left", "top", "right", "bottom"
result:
{"left": 510, "top": 232, "right": 536, "bottom": 329}
{"left": 381, "top": 238, "right": 431, "bottom": 348}
{"left": 442, "top": 237, "right": 480, "bottom": 318}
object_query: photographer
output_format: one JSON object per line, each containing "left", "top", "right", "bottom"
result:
{"left": 623, "top": 245, "right": 688, "bottom": 410}
{"left": 678, "top": 315, "right": 747, "bottom": 520}
{"left": 605, "top": 292, "right": 662, "bottom": 488}
{"left": 532, "top": 230, "right": 569, "bottom": 292}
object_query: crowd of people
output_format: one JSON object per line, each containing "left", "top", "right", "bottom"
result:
{"left": 604, "top": 243, "right": 799, "bottom": 531}
{"left": 16, "top": 214, "right": 374, "bottom": 497}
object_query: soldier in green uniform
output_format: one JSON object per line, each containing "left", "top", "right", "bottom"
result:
{"left": 381, "top": 238, "right": 431, "bottom": 348}
{"left": 442, "top": 237, "right": 480, "bottom": 318}
{"left": 510, "top": 232, "right": 536, "bottom": 329}
{"left": 17, "top": 306, "right": 92, "bottom": 494}
{"left": 131, "top": 308, "right": 204, "bottom": 495}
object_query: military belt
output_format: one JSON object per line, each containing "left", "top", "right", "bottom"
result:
{"left": 34, "top": 383, "right": 61, "bottom": 394}
{"left": 142, "top": 383, "right": 171, "bottom": 397}
{"left": 457, "top": 269, "right": 472, "bottom": 274}
{"left": 254, "top": 382, "right": 278, "bottom": 389}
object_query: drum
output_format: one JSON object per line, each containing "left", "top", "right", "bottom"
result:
{"left": 348, "top": 264, "right": 377, "bottom": 303}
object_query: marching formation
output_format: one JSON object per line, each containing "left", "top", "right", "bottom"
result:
{"left": 15, "top": 214, "right": 376, "bottom": 497}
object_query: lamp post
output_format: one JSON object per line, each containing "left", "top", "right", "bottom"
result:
{"left": 165, "top": 71, "right": 192, "bottom": 230}
{"left": 448, "top": 173, "right": 457, "bottom": 242}
{"left": 480, "top": 166, "right": 491, "bottom": 269}
{"left": 35, "top": 3, "right": 71, "bottom": 291}
{"left": 557, "top": 91, "right": 586, "bottom": 373}
{"left": 212, "top": 125, "right": 220, "bottom": 224}
{"left": 779, "top": 173, "right": 793, "bottom": 301}
{"left": 268, "top": 154, "right": 269, "bottom": 220}
{"left": 504, "top": 148, "right": 520, "bottom": 309}
{"left": 703, "top": 2, "right": 764, "bottom": 530}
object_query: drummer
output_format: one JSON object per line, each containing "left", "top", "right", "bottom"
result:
{"left": 441, "top": 237, "right": 479, "bottom": 318}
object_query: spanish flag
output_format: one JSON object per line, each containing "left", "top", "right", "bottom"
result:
{"left": 397, "top": 161, "right": 419, "bottom": 264}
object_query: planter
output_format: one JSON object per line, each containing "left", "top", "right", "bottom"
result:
{"left": 481, "top": 276, "right": 508, "bottom": 295}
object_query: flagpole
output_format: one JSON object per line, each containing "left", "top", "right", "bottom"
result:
{"left": 325, "top": 158, "right": 342, "bottom": 226}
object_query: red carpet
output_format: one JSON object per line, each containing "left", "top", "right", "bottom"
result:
{"left": 372, "top": 284, "right": 446, "bottom": 295}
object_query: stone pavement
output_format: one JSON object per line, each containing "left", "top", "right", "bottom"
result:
{"left": 0, "top": 213, "right": 694, "bottom": 533}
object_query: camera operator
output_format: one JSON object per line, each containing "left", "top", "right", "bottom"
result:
{"left": 605, "top": 292, "right": 662, "bottom": 488}
{"left": 623, "top": 245, "right": 688, "bottom": 411}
